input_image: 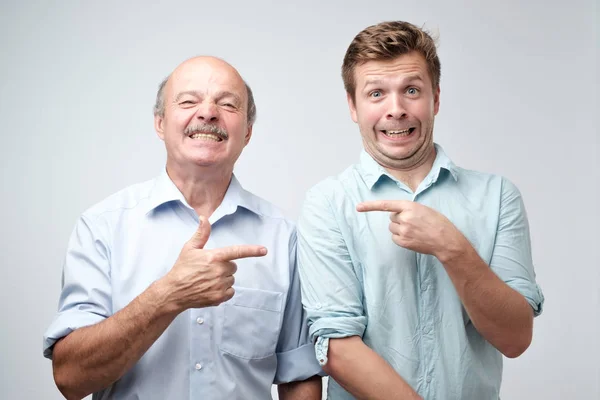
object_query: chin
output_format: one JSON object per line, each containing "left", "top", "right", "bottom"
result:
{"left": 378, "top": 146, "right": 416, "bottom": 161}
{"left": 193, "top": 158, "right": 224, "bottom": 167}
{"left": 177, "top": 154, "right": 217, "bottom": 167}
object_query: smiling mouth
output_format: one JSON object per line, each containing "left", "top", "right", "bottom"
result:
{"left": 189, "top": 133, "right": 224, "bottom": 142}
{"left": 381, "top": 127, "right": 415, "bottom": 137}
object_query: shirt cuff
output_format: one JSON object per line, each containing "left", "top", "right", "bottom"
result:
{"left": 315, "top": 337, "right": 330, "bottom": 366}
{"left": 308, "top": 315, "right": 367, "bottom": 344}
{"left": 43, "top": 310, "right": 106, "bottom": 359}
{"left": 506, "top": 280, "right": 545, "bottom": 317}
{"left": 275, "top": 343, "right": 323, "bottom": 384}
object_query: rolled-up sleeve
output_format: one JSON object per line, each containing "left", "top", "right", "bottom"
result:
{"left": 43, "top": 214, "right": 112, "bottom": 358}
{"left": 297, "top": 185, "right": 367, "bottom": 348}
{"left": 490, "top": 178, "right": 544, "bottom": 316}
{"left": 274, "top": 229, "right": 323, "bottom": 383}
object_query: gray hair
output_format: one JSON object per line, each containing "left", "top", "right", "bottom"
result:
{"left": 153, "top": 75, "right": 257, "bottom": 125}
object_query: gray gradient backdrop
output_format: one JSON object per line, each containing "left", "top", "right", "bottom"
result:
{"left": 1, "top": 0, "right": 597, "bottom": 399}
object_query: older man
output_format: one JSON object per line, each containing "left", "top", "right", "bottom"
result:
{"left": 44, "top": 56, "right": 322, "bottom": 399}
{"left": 297, "top": 21, "right": 544, "bottom": 399}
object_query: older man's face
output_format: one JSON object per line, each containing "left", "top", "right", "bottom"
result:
{"left": 155, "top": 57, "right": 252, "bottom": 174}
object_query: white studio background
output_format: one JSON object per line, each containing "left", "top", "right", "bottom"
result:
{"left": 0, "top": 1, "right": 597, "bottom": 399}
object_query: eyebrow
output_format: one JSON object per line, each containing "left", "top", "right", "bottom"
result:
{"left": 363, "top": 79, "right": 384, "bottom": 87}
{"left": 174, "top": 90, "right": 199, "bottom": 102}
{"left": 363, "top": 74, "right": 424, "bottom": 88}
{"left": 214, "top": 91, "right": 242, "bottom": 105}
{"left": 174, "top": 90, "right": 242, "bottom": 105}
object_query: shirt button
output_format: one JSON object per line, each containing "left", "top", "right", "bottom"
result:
{"left": 421, "top": 284, "right": 429, "bottom": 291}
{"left": 196, "top": 317, "right": 204, "bottom": 325}
{"left": 426, "top": 375, "right": 432, "bottom": 383}
{"left": 195, "top": 363, "right": 202, "bottom": 370}
{"left": 424, "top": 326, "right": 432, "bottom": 334}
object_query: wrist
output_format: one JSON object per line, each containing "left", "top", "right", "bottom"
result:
{"left": 436, "top": 230, "right": 470, "bottom": 264}
{"left": 147, "top": 276, "right": 184, "bottom": 316}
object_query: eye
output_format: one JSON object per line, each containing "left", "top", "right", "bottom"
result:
{"left": 369, "top": 90, "right": 383, "bottom": 98}
{"left": 219, "top": 101, "right": 238, "bottom": 110}
{"left": 180, "top": 100, "right": 195, "bottom": 105}
{"left": 406, "top": 87, "right": 419, "bottom": 96}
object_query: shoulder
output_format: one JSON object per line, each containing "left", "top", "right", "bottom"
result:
{"left": 81, "top": 178, "right": 156, "bottom": 222}
{"left": 303, "top": 165, "right": 361, "bottom": 206}
{"left": 239, "top": 189, "right": 296, "bottom": 235}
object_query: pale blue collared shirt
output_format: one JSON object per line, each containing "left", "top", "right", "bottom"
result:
{"left": 43, "top": 171, "right": 321, "bottom": 399}
{"left": 297, "top": 144, "right": 544, "bottom": 400}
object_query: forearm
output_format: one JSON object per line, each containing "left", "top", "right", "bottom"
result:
{"left": 324, "top": 336, "right": 421, "bottom": 400}
{"left": 439, "top": 241, "right": 533, "bottom": 358}
{"left": 278, "top": 375, "right": 322, "bottom": 400}
{"left": 52, "top": 280, "right": 180, "bottom": 399}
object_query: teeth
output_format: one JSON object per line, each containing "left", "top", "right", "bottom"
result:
{"left": 190, "top": 133, "right": 221, "bottom": 141}
{"left": 385, "top": 128, "right": 412, "bottom": 137}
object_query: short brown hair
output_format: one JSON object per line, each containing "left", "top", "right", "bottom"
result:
{"left": 342, "top": 21, "right": 441, "bottom": 102}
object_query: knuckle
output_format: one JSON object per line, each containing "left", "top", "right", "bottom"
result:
{"left": 399, "top": 224, "right": 409, "bottom": 235}
{"left": 233, "top": 247, "right": 243, "bottom": 260}
{"left": 205, "top": 252, "right": 217, "bottom": 264}
{"left": 210, "top": 291, "right": 224, "bottom": 304}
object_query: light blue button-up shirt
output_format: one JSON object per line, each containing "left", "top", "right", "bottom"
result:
{"left": 297, "top": 144, "right": 544, "bottom": 400}
{"left": 43, "top": 171, "right": 321, "bottom": 399}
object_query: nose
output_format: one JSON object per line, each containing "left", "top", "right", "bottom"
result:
{"left": 386, "top": 95, "right": 407, "bottom": 120}
{"left": 195, "top": 101, "right": 219, "bottom": 122}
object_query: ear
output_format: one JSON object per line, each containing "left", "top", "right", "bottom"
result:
{"left": 347, "top": 92, "right": 358, "bottom": 123}
{"left": 433, "top": 85, "right": 441, "bottom": 116}
{"left": 243, "top": 124, "right": 253, "bottom": 146}
{"left": 154, "top": 114, "right": 165, "bottom": 140}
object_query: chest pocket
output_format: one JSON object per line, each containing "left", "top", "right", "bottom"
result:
{"left": 219, "top": 286, "right": 284, "bottom": 359}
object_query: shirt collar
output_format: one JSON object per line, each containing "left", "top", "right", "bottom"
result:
{"left": 143, "top": 169, "right": 262, "bottom": 220}
{"left": 358, "top": 143, "right": 459, "bottom": 190}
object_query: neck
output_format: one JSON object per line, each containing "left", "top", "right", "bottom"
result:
{"left": 386, "top": 145, "right": 437, "bottom": 192}
{"left": 166, "top": 160, "right": 233, "bottom": 218}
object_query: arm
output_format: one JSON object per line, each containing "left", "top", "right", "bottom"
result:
{"left": 278, "top": 375, "right": 322, "bottom": 400}
{"left": 52, "top": 280, "right": 179, "bottom": 399}
{"left": 437, "top": 178, "right": 542, "bottom": 357}
{"left": 437, "top": 238, "right": 534, "bottom": 358}
{"left": 51, "top": 216, "right": 266, "bottom": 399}
{"left": 323, "top": 337, "right": 421, "bottom": 400}
{"left": 297, "top": 186, "right": 418, "bottom": 399}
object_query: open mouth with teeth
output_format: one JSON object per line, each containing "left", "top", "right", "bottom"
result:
{"left": 380, "top": 127, "right": 416, "bottom": 138}
{"left": 189, "top": 133, "right": 224, "bottom": 142}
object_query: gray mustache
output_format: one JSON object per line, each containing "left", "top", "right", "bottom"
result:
{"left": 184, "top": 123, "right": 228, "bottom": 140}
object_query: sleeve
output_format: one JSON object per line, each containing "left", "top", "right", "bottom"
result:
{"left": 490, "top": 177, "right": 544, "bottom": 316}
{"left": 43, "top": 214, "right": 113, "bottom": 358}
{"left": 297, "top": 185, "right": 367, "bottom": 353}
{"left": 274, "top": 229, "right": 323, "bottom": 384}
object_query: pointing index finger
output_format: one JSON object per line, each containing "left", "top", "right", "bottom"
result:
{"left": 356, "top": 200, "right": 407, "bottom": 213}
{"left": 212, "top": 245, "right": 268, "bottom": 261}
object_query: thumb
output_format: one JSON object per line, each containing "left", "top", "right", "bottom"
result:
{"left": 187, "top": 215, "right": 211, "bottom": 249}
